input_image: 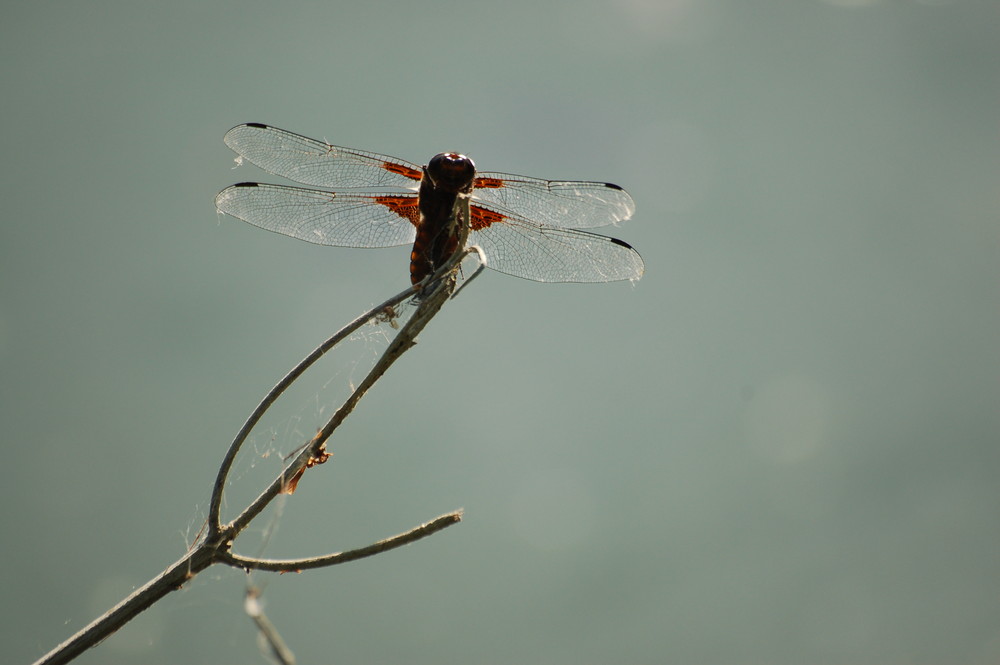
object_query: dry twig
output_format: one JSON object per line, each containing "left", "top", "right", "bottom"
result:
{"left": 32, "top": 248, "right": 480, "bottom": 665}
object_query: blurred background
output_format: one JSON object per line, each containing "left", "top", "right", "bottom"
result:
{"left": 2, "top": 1, "right": 998, "bottom": 664}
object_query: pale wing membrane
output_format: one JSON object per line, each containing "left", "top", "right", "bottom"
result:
{"left": 223, "top": 123, "right": 422, "bottom": 190}
{"left": 470, "top": 209, "right": 644, "bottom": 283}
{"left": 216, "top": 183, "right": 417, "bottom": 248}
{"left": 473, "top": 172, "right": 635, "bottom": 229}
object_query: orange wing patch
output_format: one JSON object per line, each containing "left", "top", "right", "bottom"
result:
{"left": 382, "top": 162, "right": 423, "bottom": 181}
{"left": 474, "top": 177, "right": 505, "bottom": 189}
{"left": 470, "top": 205, "right": 506, "bottom": 231}
{"left": 376, "top": 196, "right": 421, "bottom": 227}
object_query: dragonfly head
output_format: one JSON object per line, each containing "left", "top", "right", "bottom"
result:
{"left": 425, "top": 152, "right": 476, "bottom": 195}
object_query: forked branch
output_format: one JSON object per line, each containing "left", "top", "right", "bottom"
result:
{"left": 33, "top": 249, "right": 481, "bottom": 665}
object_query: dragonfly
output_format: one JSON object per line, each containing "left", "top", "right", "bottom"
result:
{"left": 215, "top": 123, "right": 644, "bottom": 285}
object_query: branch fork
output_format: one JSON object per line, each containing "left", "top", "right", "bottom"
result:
{"left": 34, "top": 247, "right": 484, "bottom": 665}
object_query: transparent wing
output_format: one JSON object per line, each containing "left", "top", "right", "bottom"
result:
{"left": 223, "top": 123, "right": 423, "bottom": 190}
{"left": 215, "top": 183, "right": 418, "bottom": 248}
{"left": 472, "top": 172, "right": 635, "bottom": 229}
{"left": 468, "top": 204, "right": 644, "bottom": 283}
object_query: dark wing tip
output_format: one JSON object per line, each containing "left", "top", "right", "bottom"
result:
{"left": 231, "top": 182, "right": 261, "bottom": 188}
{"left": 605, "top": 182, "right": 625, "bottom": 191}
{"left": 244, "top": 122, "right": 270, "bottom": 129}
{"left": 612, "top": 237, "right": 645, "bottom": 280}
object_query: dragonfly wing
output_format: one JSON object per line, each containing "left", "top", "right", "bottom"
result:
{"left": 472, "top": 172, "right": 635, "bottom": 229}
{"left": 468, "top": 204, "right": 644, "bottom": 283}
{"left": 216, "top": 183, "right": 418, "bottom": 248}
{"left": 223, "top": 123, "right": 424, "bottom": 190}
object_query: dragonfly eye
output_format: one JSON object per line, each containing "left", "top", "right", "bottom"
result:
{"left": 426, "top": 152, "right": 476, "bottom": 193}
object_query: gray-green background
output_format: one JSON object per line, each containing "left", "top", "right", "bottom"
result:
{"left": 3, "top": 1, "right": 998, "bottom": 664}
